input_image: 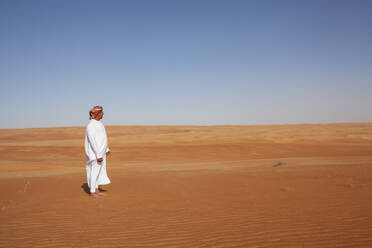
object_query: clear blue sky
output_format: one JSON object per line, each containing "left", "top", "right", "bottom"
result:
{"left": 1, "top": 0, "right": 371, "bottom": 128}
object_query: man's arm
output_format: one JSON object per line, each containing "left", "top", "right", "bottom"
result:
{"left": 87, "top": 126, "right": 107, "bottom": 162}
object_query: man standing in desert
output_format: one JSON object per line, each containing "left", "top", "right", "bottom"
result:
{"left": 85, "top": 106, "right": 111, "bottom": 198}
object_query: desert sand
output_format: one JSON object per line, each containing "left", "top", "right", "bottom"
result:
{"left": 1, "top": 123, "right": 372, "bottom": 247}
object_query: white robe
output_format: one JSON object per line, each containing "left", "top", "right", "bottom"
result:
{"left": 85, "top": 119, "right": 111, "bottom": 193}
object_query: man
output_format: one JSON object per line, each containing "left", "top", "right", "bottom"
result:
{"left": 85, "top": 106, "right": 111, "bottom": 198}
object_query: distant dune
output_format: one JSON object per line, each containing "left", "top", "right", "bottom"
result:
{"left": 1, "top": 123, "right": 372, "bottom": 247}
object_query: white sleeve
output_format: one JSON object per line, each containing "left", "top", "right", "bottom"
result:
{"left": 87, "top": 126, "right": 107, "bottom": 159}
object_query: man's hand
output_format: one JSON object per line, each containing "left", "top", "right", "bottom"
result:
{"left": 97, "top": 158, "right": 103, "bottom": 163}
{"left": 106, "top": 151, "right": 111, "bottom": 156}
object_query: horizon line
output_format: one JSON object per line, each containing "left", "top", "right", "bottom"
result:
{"left": 1, "top": 121, "right": 372, "bottom": 131}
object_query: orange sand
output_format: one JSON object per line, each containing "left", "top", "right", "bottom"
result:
{"left": 1, "top": 123, "right": 372, "bottom": 247}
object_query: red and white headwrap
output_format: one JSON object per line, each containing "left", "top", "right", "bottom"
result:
{"left": 89, "top": 106, "right": 103, "bottom": 119}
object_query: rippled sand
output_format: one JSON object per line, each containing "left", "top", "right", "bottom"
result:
{"left": 1, "top": 123, "right": 372, "bottom": 247}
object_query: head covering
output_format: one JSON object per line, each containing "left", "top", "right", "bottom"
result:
{"left": 89, "top": 106, "right": 103, "bottom": 120}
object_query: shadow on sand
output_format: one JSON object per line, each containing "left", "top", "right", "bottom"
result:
{"left": 81, "top": 183, "right": 90, "bottom": 195}
{"left": 81, "top": 183, "right": 108, "bottom": 195}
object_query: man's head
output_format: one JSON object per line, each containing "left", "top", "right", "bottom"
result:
{"left": 89, "top": 106, "right": 104, "bottom": 120}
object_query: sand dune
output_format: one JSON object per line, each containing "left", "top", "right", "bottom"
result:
{"left": 1, "top": 123, "right": 372, "bottom": 247}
